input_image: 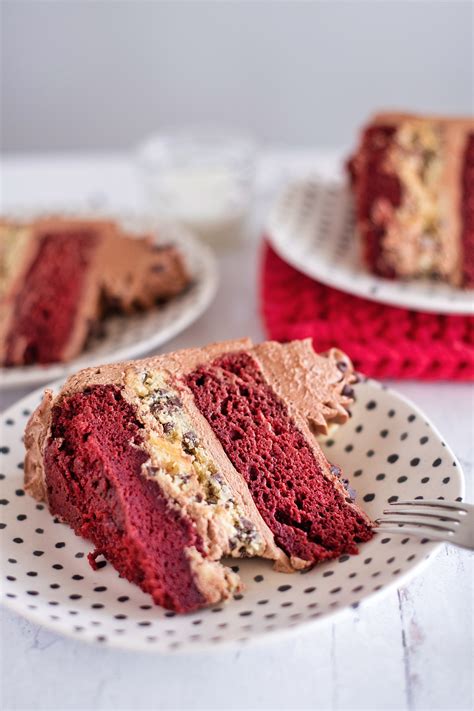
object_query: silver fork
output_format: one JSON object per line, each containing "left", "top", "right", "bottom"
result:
{"left": 374, "top": 499, "right": 474, "bottom": 550}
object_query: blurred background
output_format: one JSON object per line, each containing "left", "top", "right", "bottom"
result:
{"left": 2, "top": 0, "right": 472, "bottom": 154}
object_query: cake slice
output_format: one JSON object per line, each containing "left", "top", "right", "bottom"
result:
{"left": 348, "top": 112, "right": 474, "bottom": 287}
{"left": 0, "top": 216, "right": 189, "bottom": 366}
{"left": 24, "top": 339, "right": 373, "bottom": 613}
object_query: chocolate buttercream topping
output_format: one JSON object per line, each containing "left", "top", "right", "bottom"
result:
{"left": 252, "top": 340, "right": 356, "bottom": 436}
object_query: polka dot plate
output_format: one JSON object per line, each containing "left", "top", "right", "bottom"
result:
{"left": 0, "top": 215, "right": 218, "bottom": 390}
{"left": 0, "top": 378, "right": 464, "bottom": 652}
{"left": 266, "top": 177, "right": 474, "bottom": 315}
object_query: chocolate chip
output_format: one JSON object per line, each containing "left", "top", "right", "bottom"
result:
{"left": 239, "top": 517, "right": 255, "bottom": 533}
{"left": 101, "top": 294, "right": 123, "bottom": 315}
{"left": 342, "top": 478, "right": 356, "bottom": 501}
{"left": 86, "top": 319, "right": 106, "bottom": 341}
{"left": 182, "top": 431, "right": 199, "bottom": 453}
{"left": 342, "top": 385, "right": 354, "bottom": 398}
{"left": 163, "top": 422, "right": 174, "bottom": 434}
{"left": 150, "top": 391, "right": 183, "bottom": 415}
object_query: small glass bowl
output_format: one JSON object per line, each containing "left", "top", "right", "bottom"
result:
{"left": 136, "top": 128, "right": 256, "bottom": 248}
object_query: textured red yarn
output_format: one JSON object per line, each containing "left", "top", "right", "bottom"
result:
{"left": 260, "top": 242, "right": 474, "bottom": 381}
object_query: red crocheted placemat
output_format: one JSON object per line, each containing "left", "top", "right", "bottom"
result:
{"left": 260, "top": 242, "right": 474, "bottom": 381}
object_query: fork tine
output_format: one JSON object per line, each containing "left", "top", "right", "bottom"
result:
{"left": 373, "top": 526, "right": 452, "bottom": 543}
{"left": 381, "top": 508, "right": 461, "bottom": 523}
{"left": 389, "top": 499, "right": 469, "bottom": 513}
{"left": 376, "top": 517, "right": 457, "bottom": 534}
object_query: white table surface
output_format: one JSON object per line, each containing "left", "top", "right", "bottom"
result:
{"left": 1, "top": 152, "right": 473, "bottom": 711}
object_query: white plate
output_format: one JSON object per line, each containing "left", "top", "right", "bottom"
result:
{"left": 0, "top": 378, "right": 464, "bottom": 652}
{"left": 267, "top": 178, "right": 474, "bottom": 315}
{"left": 0, "top": 217, "right": 218, "bottom": 390}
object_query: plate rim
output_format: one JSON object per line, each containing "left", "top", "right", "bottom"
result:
{"left": 0, "top": 376, "right": 465, "bottom": 653}
{"left": 266, "top": 176, "right": 474, "bottom": 316}
{"left": 1, "top": 544, "right": 444, "bottom": 655}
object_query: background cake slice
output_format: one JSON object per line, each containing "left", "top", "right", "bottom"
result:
{"left": 348, "top": 112, "right": 474, "bottom": 287}
{"left": 0, "top": 216, "right": 189, "bottom": 367}
{"left": 24, "top": 339, "right": 373, "bottom": 613}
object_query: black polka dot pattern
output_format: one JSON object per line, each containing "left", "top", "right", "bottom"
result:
{"left": 0, "top": 378, "right": 463, "bottom": 651}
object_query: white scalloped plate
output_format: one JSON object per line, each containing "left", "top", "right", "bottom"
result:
{"left": 0, "top": 215, "right": 218, "bottom": 390}
{"left": 266, "top": 178, "right": 474, "bottom": 315}
{"left": 0, "top": 378, "right": 464, "bottom": 652}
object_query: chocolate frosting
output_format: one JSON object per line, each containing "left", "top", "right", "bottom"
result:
{"left": 253, "top": 340, "right": 355, "bottom": 435}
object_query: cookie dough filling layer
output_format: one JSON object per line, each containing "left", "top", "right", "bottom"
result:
{"left": 0, "top": 222, "right": 33, "bottom": 300}
{"left": 127, "top": 368, "right": 265, "bottom": 560}
{"left": 382, "top": 120, "right": 446, "bottom": 278}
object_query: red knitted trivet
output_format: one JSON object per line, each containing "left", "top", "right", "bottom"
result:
{"left": 261, "top": 242, "right": 474, "bottom": 381}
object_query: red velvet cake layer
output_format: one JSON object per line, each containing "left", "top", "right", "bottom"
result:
{"left": 5, "top": 231, "right": 97, "bottom": 365}
{"left": 351, "top": 126, "right": 401, "bottom": 277}
{"left": 44, "top": 384, "right": 206, "bottom": 612}
{"left": 186, "top": 353, "right": 372, "bottom": 565}
{"left": 461, "top": 134, "right": 474, "bottom": 287}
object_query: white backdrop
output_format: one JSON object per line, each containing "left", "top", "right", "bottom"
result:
{"left": 2, "top": 0, "right": 472, "bottom": 153}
